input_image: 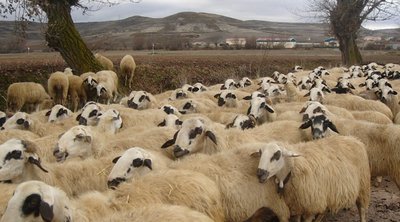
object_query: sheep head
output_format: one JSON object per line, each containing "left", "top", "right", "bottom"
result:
{"left": 108, "top": 147, "right": 153, "bottom": 189}
{"left": 54, "top": 125, "right": 93, "bottom": 162}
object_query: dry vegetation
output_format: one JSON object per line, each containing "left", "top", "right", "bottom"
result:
{"left": 0, "top": 49, "right": 399, "bottom": 110}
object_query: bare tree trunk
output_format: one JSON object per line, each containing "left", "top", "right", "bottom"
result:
{"left": 41, "top": 1, "right": 103, "bottom": 73}
{"left": 337, "top": 33, "right": 363, "bottom": 66}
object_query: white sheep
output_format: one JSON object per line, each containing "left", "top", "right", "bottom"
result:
{"left": 76, "top": 101, "right": 102, "bottom": 126}
{"left": 95, "top": 53, "right": 114, "bottom": 70}
{"left": 48, "top": 71, "right": 69, "bottom": 106}
{"left": 120, "top": 54, "right": 136, "bottom": 89}
{"left": 169, "top": 145, "right": 291, "bottom": 222}
{"left": 96, "top": 108, "right": 123, "bottom": 134}
{"left": 45, "top": 104, "right": 73, "bottom": 123}
{"left": 0, "top": 112, "right": 5, "bottom": 129}
{"left": 7, "top": 82, "right": 51, "bottom": 113}
{"left": 0, "top": 139, "right": 112, "bottom": 196}
{"left": 253, "top": 136, "right": 370, "bottom": 221}
{"left": 126, "top": 90, "right": 158, "bottom": 110}
{"left": 107, "top": 147, "right": 171, "bottom": 189}
{"left": 157, "top": 114, "right": 182, "bottom": 129}
{"left": 160, "top": 117, "right": 312, "bottom": 158}
{"left": 221, "top": 78, "right": 237, "bottom": 90}
{"left": 247, "top": 96, "right": 276, "bottom": 125}
{"left": 67, "top": 75, "right": 87, "bottom": 112}
{"left": 225, "top": 114, "right": 256, "bottom": 130}
{"left": 95, "top": 70, "right": 119, "bottom": 104}
{"left": 80, "top": 71, "right": 98, "bottom": 102}
{"left": 300, "top": 112, "right": 400, "bottom": 190}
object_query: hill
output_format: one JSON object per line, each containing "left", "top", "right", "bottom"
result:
{"left": 0, "top": 11, "right": 398, "bottom": 52}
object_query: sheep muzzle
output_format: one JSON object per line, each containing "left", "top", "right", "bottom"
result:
{"left": 257, "top": 168, "right": 269, "bottom": 183}
{"left": 173, "top": 146, "right": 190, "bottom": 158}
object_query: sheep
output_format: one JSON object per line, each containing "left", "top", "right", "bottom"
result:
{"left": 126, "top": 91, "right": 158, "bottom": 110}
{"left": 157, "top": 114, "right": 182, "bottom": 129}
{"left": 221, "top": 78, "right": 237, "bottom": 90}
{"left": 0, "top": 180, "right": 122, "bottom": 221}
{"left": 120, "top": 54, "right": 136, "bottom": 89}
{"left": 293, "top": 65, "right": 303, "bottom": 72}
{"left": 95, "top": 53, "right": 114, "bottom": 70}
{"left": 48, "top": 71, "right": 69, "bottom": 106}
{"left": 112, "top": 107, "right": 167, "bottom": 130}
{"left": 182, "top": 83, "right": 194, "bottom": 92}
{"left": 168, "top": 98, "right": 218, "bottom": 114}
{"left": 80, "top": 71, "right": 98, "bottom": 102}
{"left": 192, "top": 82, "right": 208, "bottom": 93}
{"left": 107, "top": 147, "right": 172, "bottom": 189}
{"left": 45, "top": 104, "right": 73, "bottom": 123}
{"left": 244, "top": 207, "right": 279, "bottom": 222}
{"left": 7, "top": 82, "right": 51, "bottom": 113}
{"left": 67, "top": 75, "right": 87, "bottom": 112}
{"left": 64, "top": 67, "right": 73, "bottom": 75}
{"left": 236, "top": 77, "right": 252, "bottom": 88}
{"left": 253, "top": 136, "right": 370, "bottom": 222}
{"left": 300, "top": 112, "right": 400, "bottom": 189}
{"left": 247, "top": 96, "right": 276, "bottom": 125}
{"left": 169, "top": 145, "right": 291, "bottom": 222}
{"left": 53, "top": 125, "right": 110, "bottom": 162}
{"left": 324, "top": 93, "right": 393, "bottom": 119}
{"left": 168, "top": 88, "right": 191, "bottom": 101}
{"left": 0, "top": 139, "right": 112, "bottom": 196}
{"left": 96, "top": 109, "right": 123, "bottom": 134}
{"left": 304, "top": 87, "right": 325, "bottom": 103}
{"left": 1, "top": 112, "right": 52, "bottom": 137}
{"left": 76, "top": 101, "right": 102, "bottom": 126}
{"left": 111, "top": 169, "right": 225, "bottom": 221}
{"left": 213, "top": 90, "right": 246, "bottom": 109}
{"left": 160, "top": 104, "right": 181, "bottom": 115}
{"left": 379, "top": 85, "right": 399, "bottom": 118}
{"left": 95, "top": 70, "right": 119, "bottom": 104}
{"left": 225, "top": 114, "right": 256, "bottom": 130}
{"left": 161, "top": 117, "right": 312, "bottom": 158}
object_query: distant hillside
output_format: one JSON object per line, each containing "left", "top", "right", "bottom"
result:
{"left": 0, "top": 11, "right": 398, "bottom": 52}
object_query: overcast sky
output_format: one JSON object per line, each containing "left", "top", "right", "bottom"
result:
{"left": 32, "top": 0, "right": 400, "bottom": 30}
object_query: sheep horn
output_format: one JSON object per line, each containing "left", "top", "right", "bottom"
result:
{"left": 28, "top": 156, "right": 48, "bottom": 173}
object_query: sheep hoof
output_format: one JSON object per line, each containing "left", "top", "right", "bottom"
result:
{"left": 277, "top": 186, "right": 285, "bottom": 196}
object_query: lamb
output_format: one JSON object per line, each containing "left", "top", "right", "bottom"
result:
{"left": 169, "top": 145, "right": 291, "bottom": 222}
{"left": 254, "top": 136, "right": 370, "bottom": 222}
{"left": 67, "top": 74, "right": 87, "bottom": 112}
{"left": 95, "top": 70, "right": 119, "bottom": 104}
{"left": 45, "top": 104, "right": 73, "bottom": 123}
{"left": 48, "top": 71, "right": 69, "bottom": 106}
{"left": 7, "top": 82, "right": 51, "bottom": 113}
{"left": 95, "top": 53, "right": 114, "bottom": 70}
{"left": 161, "top": 117, "right": 312, "bottom": 158}
{"left": 120, "top": 54, "right": 136, "bottom": 89}
{"left": 0, "top": 139, "right": 112, "bottom": 196}
{"left": 107, "top": 147, "right": 172, "bottom": 189}
{"left": 300, "top": 112, "right": 400, "bottom": 189}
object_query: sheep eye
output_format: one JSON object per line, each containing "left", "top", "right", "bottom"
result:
{"left": 139, "top": 95, "right": 145, "bottom": 102}
{"left": 16, "top": 119, "right": 25, "bottom": 125}
{"left": 88, "top": 110, "right": 98, "bottom": 118}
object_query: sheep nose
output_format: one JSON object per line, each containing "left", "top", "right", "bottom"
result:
{"left": 218, "top": 98, "right": 225, "bottom": 106}
{"left": 173, "top": 145, "right": 190, "bottom": 158}
{"left": 78, "top": 117, "right": 87, "bottom": 125}
{"left": 256, "top": 168, "right": 269, "bottom": 183}
{"left": 302, "top": 114, "right": 309, "bottom": 121}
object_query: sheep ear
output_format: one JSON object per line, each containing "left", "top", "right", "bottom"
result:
{"left": 226, "top": 122, "right": 234, "bottom": 129}
{"left": 250, "top": 149, "right": 262, "bottom": 158}
{"left": 145, "top": 96, "right": 151, "bottom": 102}
{"left": 299, "top": 106, "right": 307, "bottom": 113}
{"left": 161, "top": 137, "right": 176, "bottom": 149}
{"left": 348, "top": 83, "right": 355, "bottom": 89}
{"left": 179, "top": 110, "right": 187, "bottom": 114}
{"left": 220, "top": 85, "right": 226, "bottom": 90}
{"left": 243, "top": 95, "right": 252, "bottom": 100}
{"left": 282, "top": 148, "right": 301, "bottom": 157}
{"left": 157, "top": 120, "right": 166, "bottom": 127}
{"left": 45, "top": 110, "right": 51, "bottom": 116}
{"left": 299, "top": 120, "right": 312, "bottom": 129}
{"left": 100, "top": 87, "right": 107, "bottom": 93}
{"left": 390, "top": 90, "right": 398, "bottom": 95}
{"left": 246, "top": 106, "right": 251, "bottom": 115}
{"left": 143, "top": 159, "right": 152, "bottom": 170}
{"left": 304, "top": 91, "right": 310, "bottom": 97}
{"left": 175, "top": 119, "right": 183, "bottom": 126}
{"left": 27, "top": 156, "right": 48, "bottom": 173}
{"left": 39, "top": 199, "right": 54, "bottom": 222}
{"left": 326, "top": 121, "right": 339, "bottom": 134}
{"left": 359, "top": 83, "right": 366, "bottom": 87}
{"left": 112, "top": 156, "right": 121, "bottom": 164}
{"left": 214, "top": 93, "right": 221, "bottom": 99}
{"left": 205, "top": 130, "right": 217, "bottom": 145}
{"left": 265, "top": 104, "right": 275, "bottom": 113}
{"left": 75, "top": 114, "right": 81, "bottom": 121}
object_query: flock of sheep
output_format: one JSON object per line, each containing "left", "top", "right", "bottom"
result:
{"left": 0, "top": 52, "right": 399, "bottom": 222}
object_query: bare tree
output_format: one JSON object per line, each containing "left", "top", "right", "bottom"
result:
{"left": 0, "top": 0, "right": 139, "bottom": 73}
{"left": 307, "top": 0, "right": 400, "bottom": 66}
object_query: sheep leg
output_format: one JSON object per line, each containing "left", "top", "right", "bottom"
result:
{"left": 313, "top": 213, "right": 325, "bottom": 222}
{"left": 129, "top": 72, "right": 134, "bottom": 89}
{"left": 302, "top": 214, "right": 314, "bottom": 222}
{"left": 356, "top": 200, "right": 367, "bottom": 222}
